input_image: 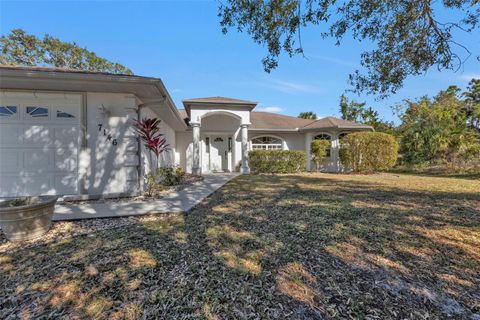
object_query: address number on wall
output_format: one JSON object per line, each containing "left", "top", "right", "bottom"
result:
{"left": 98, "top": 124, "right": 118, "bottom": 146}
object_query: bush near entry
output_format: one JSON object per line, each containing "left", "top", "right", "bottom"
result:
{"left": 339, "top": 132, "right": 398, "bottom": 172}
{"left": 310, "top": 139, "right": 331, "bottom": 171}
{"left": 249, "top": 150, "right": 306, "bottom": 173}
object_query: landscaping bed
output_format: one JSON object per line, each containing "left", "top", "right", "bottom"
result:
{"left": 61, "top": 173, "right": 203, "bottom": 206}
{"left": 1, "top": 173, "right": 479, "bottom": 319}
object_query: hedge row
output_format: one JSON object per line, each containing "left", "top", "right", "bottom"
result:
{"left": 339, "top": 132, "right": 398, "bottom": 172}
{"left": 249, "top": 150, "right": 306, "bottom": 173}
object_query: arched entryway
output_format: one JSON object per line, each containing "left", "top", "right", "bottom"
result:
{"left": 199, "top": 111, "right": 241, "bottom": 173}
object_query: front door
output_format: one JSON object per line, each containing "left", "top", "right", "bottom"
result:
{"left": 210, "top": 136, "right": 228, "bottom": 172}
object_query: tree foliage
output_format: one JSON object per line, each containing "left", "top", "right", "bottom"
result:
{"left": 310, "top": 139, "right": 330, "bottom": 171}
{"left": 218, "top": 0, "right": 479, "bottom": 97}
{"left": 298, "top": 111, "right": 317, "bottom": 119}
{"left": 397, "top": 85, "right": 480, "bottom": 165}
{"left": 0, "top": 29, "right": 132, "bottom": 74}
{"left": 339, "top": 94, "right": 394, "bottom": 133}
{"left": 463, "top": 78, "right": 480, "bottom": 132}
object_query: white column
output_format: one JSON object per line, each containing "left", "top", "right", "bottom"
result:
{"left": 192, "top": 122, "right": 201, "bottom": 175}
{"left": 240, "top": 124, "right": 250, "bottom": 174}
{"left": 331, "top": 132, "right": 340, "bottom": 172}
{"left": 305, "top": 132, "right": 313, "bottom": 171}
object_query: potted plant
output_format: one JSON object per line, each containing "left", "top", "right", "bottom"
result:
{"left": 0, "top": 196, "right": 58, "bottom": 242}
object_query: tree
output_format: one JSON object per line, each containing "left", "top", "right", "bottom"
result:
{"left": 339, "top": 94, "right": 366, "bottom": 122}
{"left": 311, "top": 139, "right": 330, "bottom": 171}
{"left": 339, "top": 95, "right": 395, "bottom": 133}
{"left": 397, "top": 88, "right": 480, "bottom": 165}
{"left": 0, "top": 29, "right": 132, "bottom": 74}
{"left": 298, "top": 111, "right": 317, "bottom": 119}
{"left": 218, "top": 1, "right": 479, "bottom": 97}
{"left": 463, "top": 78, "right": 480, "bottom": 132}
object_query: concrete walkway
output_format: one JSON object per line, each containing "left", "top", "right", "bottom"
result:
{"left": 53, "top": 173, "right": 238, "bottom": 221}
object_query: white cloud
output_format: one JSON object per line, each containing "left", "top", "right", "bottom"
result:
{"left": 256, "top": 106, "right": 284, "bottom": 113}
{"left": 262, "top": 78, "right": 323, "bottom": 94}
{"left": 458, "top": 73, "right": 480, "bottom": 82}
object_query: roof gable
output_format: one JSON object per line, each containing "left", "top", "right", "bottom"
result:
{"left": 182, "top": 96, "right": 257, "bottom": 105}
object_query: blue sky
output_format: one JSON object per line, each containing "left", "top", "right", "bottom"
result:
{"left": 1, "top": 0, "right": 479, "bottom": 123}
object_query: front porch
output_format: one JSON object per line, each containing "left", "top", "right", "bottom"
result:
{"left": 182, "top": 97, "right": 257, "bottom": 175}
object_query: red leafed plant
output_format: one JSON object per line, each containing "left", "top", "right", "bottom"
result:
{"left": 132, "top": 118, "right": 169, "bottom": 170}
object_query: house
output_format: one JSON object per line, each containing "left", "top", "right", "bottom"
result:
{"left": 0, "top": 66, "right": 372, "bottom": 198}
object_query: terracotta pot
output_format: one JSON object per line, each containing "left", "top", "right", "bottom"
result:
{"left": 0, "top": 196, "right": 58, "bottom": 242}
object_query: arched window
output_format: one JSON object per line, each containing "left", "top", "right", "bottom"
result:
{"left": 314, "top": 133, "right": 332, "bottom": 157}
{"left": 251, "top": 136, "right": 283, "bottom": 150}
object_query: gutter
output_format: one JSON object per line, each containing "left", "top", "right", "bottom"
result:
{"left": 0, "top": 67, "right": 188, "bottom": 131}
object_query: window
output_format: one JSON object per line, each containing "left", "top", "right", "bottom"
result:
{"left": 251, "top": 136, "right": 283, "bottom": 150}
{"left": 0, "top": 106, "right": 17, "bottom": 117}
{"left": 205, "top": 137, "right": 210, "bottom": 153}
{"left": 26, "top": 106, "right": 48, "bottom": 118}
{"left": 56, "top": 110, "right": 75, "bottom": 118}
{"left": 314, "top": 133, "right": 332, "bottom": 157}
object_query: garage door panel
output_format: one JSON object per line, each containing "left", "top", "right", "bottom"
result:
{"left": 54, "top": 127, "right": 78, "bottom": 147}
{"left": 0, "top": 92, "right": 81, "bottom": 197}
{"left": 0, "top": 126, "right": 22, "bottom": 145}
{"left": 22, "top": 125, "right": 54, "bottom": 145}
{"left": 0, "top": 174, "right": 56, "bottom": 197}
{"left": 55, "top": 149, "right": 78, "bottom": 171}
{"left": 54, "top": 174, "right": 77, "bottom": 194}
{"left": 23, "top": 149, "right": 53, "bottom": 170}
{"left": 0, "top": 151, "right": 20, "bottom": 172}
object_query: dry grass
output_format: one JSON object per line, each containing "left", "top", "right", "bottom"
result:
{"left": 1, "top": 173, "right": 479, "bottom": 319}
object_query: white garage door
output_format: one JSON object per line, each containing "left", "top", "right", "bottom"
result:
{"left": 0, "top": 92, "right": 81, "bottom": 197}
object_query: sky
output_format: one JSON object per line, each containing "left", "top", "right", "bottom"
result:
{"left": 1, "top": 0, "right": 479, "bottom": 123}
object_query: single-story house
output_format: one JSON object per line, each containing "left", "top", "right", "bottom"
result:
{"left": 0, "top": 66, "right": 372, "bottom": 198}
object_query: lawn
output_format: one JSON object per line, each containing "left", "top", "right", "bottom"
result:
{"left": 1, "top": 173, "right": 479, "bottom": 319}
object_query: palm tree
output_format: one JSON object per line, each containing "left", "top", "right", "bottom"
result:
{"left": 298, "top": 111, "right": 317, "bottom": 120}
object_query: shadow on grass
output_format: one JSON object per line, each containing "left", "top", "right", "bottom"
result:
{"left": 1, "top": 173, "right": 479, "bottom": 319}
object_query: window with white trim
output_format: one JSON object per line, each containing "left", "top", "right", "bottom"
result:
{"left": 56, "top": 110, "right": 75, "bottom": 118}
{"left": 0, "top": 106, "right": 17, "bottom": 117}
{"left": 251, "top": 136, "right": 283, "bottom": 150}
{"left": 314, "top": 133, "right": 332, "bottom": 157}
{"left": 26, "top": 106, "right": 49, "bottom": 118}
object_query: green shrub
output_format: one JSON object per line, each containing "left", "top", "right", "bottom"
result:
{"left": 249, "top": 150, "right": 306, "bottom": 173}
{"left": 339, "top": 132, "right": 398, "bottom": 172}
{"left": 157, "top": 166, "right": 185, "bottom": 186}
{"left": 310, "top": 139, "right": 330, "bottom": 171}
{"left": 144, "top": 173, "right": 163, "bottom": 197}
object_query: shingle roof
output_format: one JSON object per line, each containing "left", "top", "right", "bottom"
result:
{"left": 299, "top": 116, "right": 373, "bottom": 130}
{"left": 178, "top": 110, "right": 372, "bottom": 131}
{"left": 0, "top": 65, "right": 137, "bottom": 78}
{"left": 250, "top": 112, "right": 313, "bottom": 130}
{"left": 183, "top": 96, "right": 257, "bottom": 105}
